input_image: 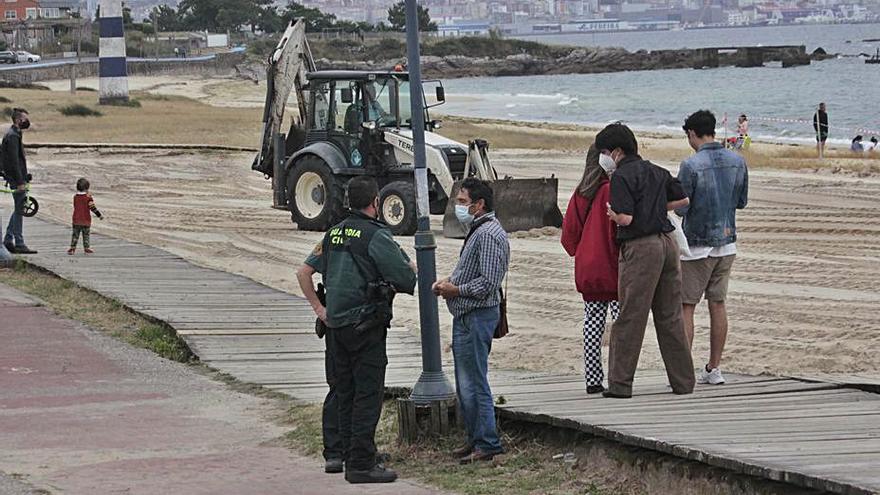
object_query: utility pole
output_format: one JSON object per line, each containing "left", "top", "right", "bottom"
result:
{"left": 76, "top": 18, "right": 82, "bottom": 63}
{"left": 153, "top": 7, "right": 159, "bottom": 60}
{"left": 406, "top": 0, "right": 455, "bottom": 405}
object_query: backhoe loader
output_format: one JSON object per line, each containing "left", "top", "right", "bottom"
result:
{"left": 252, "top": 19, "right": 562, "bottom": 236}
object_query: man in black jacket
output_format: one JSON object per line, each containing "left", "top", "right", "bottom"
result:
{"left": 2, "top": 108, "right": 37, "bottom": 254}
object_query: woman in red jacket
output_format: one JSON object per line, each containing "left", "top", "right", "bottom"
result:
{"left": 560, "top": 144, "right": 620, "bottom": 394}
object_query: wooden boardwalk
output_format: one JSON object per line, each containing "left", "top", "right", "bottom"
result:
{"left": 18, "top": 218, "right": 880, "bottom": 495}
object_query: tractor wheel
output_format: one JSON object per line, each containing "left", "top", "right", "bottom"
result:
{"left": 379, "top": 181, "right": 418, "bottom": 236}
{"left": 22, "top": 196, "right": 38, "bottom": 217}
{"left": 287, "top": 156, "right": 344, "bottom": 231}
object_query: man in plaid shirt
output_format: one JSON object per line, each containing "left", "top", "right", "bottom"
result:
{"left": 433, "top": 178, "right": 509, "bottom": 465}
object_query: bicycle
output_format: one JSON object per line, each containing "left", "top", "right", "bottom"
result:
{"left": 0, "top": 183, "right": 39, "bottom": 217}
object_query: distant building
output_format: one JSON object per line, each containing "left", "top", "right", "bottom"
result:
{"left": 3, "top": 0, "right": 40, "bottom": 21}
{"left": 2, "top": 0, "right": 78, "bottom": 21}
{"left": 36, "top": 0, "right": 80, "bottom": 19}
{"left": 437, "top": 22, "right": 491, "bottom": 37}
{"left": 565, "top": 18, "right": 623, "bottom": 31}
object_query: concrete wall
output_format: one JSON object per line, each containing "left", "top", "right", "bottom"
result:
{"left": 0, "top": 52, "right": 246, "bottom": 84}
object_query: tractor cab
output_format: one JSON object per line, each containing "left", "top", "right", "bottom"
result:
{"left": 299, "top": 70, "right": 445, "bottom": 171}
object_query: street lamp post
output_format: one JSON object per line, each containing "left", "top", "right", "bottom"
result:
{"left": 405, "top": 0, "right": 455, "bottom": 405}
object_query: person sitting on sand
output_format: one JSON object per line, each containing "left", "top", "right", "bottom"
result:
{"left": 724, "top": 115, "right": 750, "bottom": 150}
{"left": 863, "top": 136, "right": 878, "bottom": 153}
{"left": 851, "top": 135, "right": 864, "bottom": 153}
{"left": 561, "top": 144, "right": 620, "bottom": 395}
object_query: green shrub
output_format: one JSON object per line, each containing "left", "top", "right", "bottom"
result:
{"left": 101, "top": 98, "right": 141, "bottom": 108}
{"left": 0, "top": 96, "right": 11, "bottom": 103}
{"left": 423, "top": 37, "right": 573, "bottom": 59}
{"left": 0, "top": 80, "right": 50, "bottom": 90}
{"left": 59, "top": 104, "right": 103, "bottom": 117}
{"left": 248, "top": 36, "right": 281, "bottom": 58}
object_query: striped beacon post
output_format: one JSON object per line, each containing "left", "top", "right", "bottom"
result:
{"left": 98, "top": 0, "right": 129, "bottom": 104}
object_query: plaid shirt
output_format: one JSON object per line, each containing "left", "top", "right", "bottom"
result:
{"left": 447, "top": 213, "right": 510, "bottom": 317}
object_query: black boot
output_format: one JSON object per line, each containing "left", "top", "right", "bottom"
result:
{"left": 345, "top": 464, "right": 398, "bottom": 484}
{"left": 324, "top": 458, "right": 344, "bottom": 474}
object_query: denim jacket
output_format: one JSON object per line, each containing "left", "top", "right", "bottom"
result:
{"left": 675, "top": 142, "right": 748, "bottom": 247}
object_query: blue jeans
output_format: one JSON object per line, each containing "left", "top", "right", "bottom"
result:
{"left": 452, "top": 305, "right": 502, "bottom": 454}
{"left": 4, "top": 190, "right": 26, "bottom": 245}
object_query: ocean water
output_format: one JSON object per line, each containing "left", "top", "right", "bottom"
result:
{"left": 437, "top": 24, "right": 880, "bottom": 145}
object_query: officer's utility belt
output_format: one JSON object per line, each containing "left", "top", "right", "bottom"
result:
{"left": 348, "top": 247, "right": 395, "bottom": 333}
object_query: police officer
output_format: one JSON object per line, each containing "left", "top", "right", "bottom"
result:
{"left": 297, "top": 176, "right": 416, "bottom": 484}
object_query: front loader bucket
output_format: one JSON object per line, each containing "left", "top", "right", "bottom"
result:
{"left": 442, "top": 177, "right": 564, "bottom": 238}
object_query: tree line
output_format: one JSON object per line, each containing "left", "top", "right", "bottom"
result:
{"left": 135, "top": 0, "right": 437, "bottom": 34}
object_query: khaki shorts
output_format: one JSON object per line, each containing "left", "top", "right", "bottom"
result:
{"left": 681, "top": 255, "right": 735, "bottom": 305}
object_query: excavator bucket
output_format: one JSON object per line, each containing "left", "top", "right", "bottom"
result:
{"left": 442, "top": 178, "right": 564, "bottom": 238}
{"left": 442, "top": 141, "right": 563, "bottom": 238}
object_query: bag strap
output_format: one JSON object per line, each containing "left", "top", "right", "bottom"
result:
{"left": 460, "top": 214, "right": 494, "bottom": 255}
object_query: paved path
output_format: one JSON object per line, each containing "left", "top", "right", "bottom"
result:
{"left": 15, "top": 218, "right": 880, "bottom": 495}
{"left": 0, "top": 284, "right": 443, "bottom": 495}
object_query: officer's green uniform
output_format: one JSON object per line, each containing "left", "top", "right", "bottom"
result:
{"left": 305, "top": 210, "right": 416, "bottom": 472}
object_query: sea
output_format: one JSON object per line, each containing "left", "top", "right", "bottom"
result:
{"left": 438, "top": 23, "right": 880, "bottom": 146}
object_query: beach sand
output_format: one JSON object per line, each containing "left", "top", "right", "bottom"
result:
{"left": 19, "top": 75, "right": 880, "bottom": 380}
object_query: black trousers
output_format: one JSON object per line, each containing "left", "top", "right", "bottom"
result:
{"left": 322, "top": 329, "right": 343, "bottom": 461}
{"left": 331, "top": 324, "right": 387, "bottom": 471}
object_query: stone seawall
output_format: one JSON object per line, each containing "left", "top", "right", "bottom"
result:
{"left": 0, "top": 52, "right": 247, "bottom": 84}
{"left": 317, "top": 44, "right": 822, "bottom": 79}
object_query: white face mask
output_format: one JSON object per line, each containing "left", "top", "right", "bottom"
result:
{"left": 454, "top": 204, "right": 474, "bottom": 225}
{"left": 599, "top": 153, "right": 617, "bottom": 175}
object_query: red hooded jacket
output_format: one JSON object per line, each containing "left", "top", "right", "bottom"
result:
{"left": 560, "top": 182, "right": 619, "bottom": 301}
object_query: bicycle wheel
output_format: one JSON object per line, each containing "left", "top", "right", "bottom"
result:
{"left": 22, "top": 196, "right": 38, "bottom": 217}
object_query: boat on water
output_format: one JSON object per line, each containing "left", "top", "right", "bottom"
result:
{"left": 867, "top": 48, "right": 880, "bottom": 64}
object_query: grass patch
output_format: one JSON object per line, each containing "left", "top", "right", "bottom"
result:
{"left": 5, "top": 88, "right": 260, "bottom": 147}
{"left": 283, "top": 400, "right": 622, "bottom": 495}
{"left": 100, "top": 98, "right": 142, "bottom": 108}
{"left": 59, "top": 104, "right": 103, "bottom": 117}
{"left": 76, "top": 86, "right": 97, "bottom": 92}
{"left": 0, "top": 80, "right": 50, "bottom": 90}
{"left": 1, "top": 261, "right": 193, "bottom": 362}
{"left": 0, "top": 95, "right": 11, "bottom": 103}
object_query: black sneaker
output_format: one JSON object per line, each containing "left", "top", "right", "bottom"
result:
{"left": 586, "top": 385, "right": 605, "bottom": 395}
{"left": 14, "top": 244, "right": 37, "bottom": 254}
{"left": 324, "top": 458, "right": 344, "bottom": 474}
{"left": 345, "top": 465, "right": 398, "bottom": 484}
{"left": 3, "top": 242, "right": 16, "bottom": 254}
{"left": 601, "top": 391, "right": 632, "bottom": 399}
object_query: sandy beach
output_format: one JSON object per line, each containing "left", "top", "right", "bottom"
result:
{"left": 9, "top": 75, "right": 880, "bottom": 380}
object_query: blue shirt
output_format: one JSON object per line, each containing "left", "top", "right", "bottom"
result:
{"left": 676, "top": 142, "right": 749, "bottom": 247}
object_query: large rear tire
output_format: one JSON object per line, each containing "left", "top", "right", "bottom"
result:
{"left": 287, "top": 156, "right": 344, "bottom": 231}
{"left": 379, "top": 181, "right": 418, "bottom": 236}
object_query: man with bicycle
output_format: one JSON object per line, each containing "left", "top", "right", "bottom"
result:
{"left": 2, "top": 108, "right": 37, "bottom": 254}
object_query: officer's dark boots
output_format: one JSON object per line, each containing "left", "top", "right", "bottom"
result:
{"left": 344, "top": 464, "right": 398, "bottom": 484}
{"left": 324, "top": 458, "right": 344, "bottom": 474}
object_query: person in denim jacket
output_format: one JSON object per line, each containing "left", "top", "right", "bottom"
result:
{"left": 676, "top": 110, "right": 748, "bottom": 386}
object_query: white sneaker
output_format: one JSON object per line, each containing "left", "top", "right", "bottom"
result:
{"left": 697, "top": 366, "right": 725, "bottom": 385}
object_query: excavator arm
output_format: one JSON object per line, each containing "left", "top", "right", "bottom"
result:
{"left": 252, "top": 19, "right": 314, "bottom": 177}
